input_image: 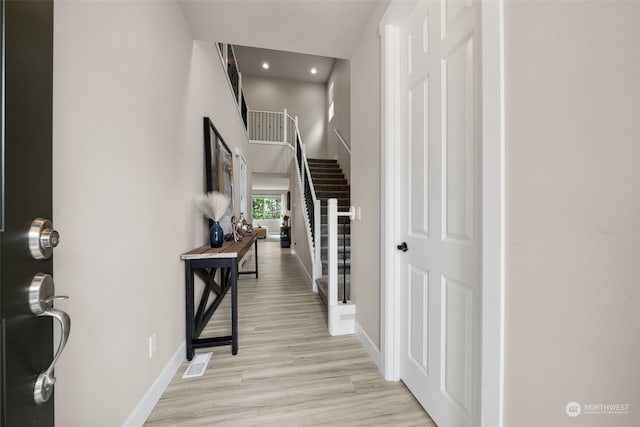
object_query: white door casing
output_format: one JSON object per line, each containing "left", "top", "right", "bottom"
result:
{"left": 236, "top": 148, "right": 248, "bottom": 215}
{"left": 380, "top": 0, "right": 505, "bottom": 426}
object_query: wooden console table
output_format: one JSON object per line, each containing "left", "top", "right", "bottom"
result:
{"left": 180, "top": 232, "right": 258, "bottom": 360}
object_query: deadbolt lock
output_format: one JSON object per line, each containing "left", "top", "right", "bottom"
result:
{"left": 29, "top": 218, "right": 60, "bottom": 260}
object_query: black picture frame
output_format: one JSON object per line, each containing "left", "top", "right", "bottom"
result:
{"left": 204, "top": 117, "right": 234, "bottom": 236}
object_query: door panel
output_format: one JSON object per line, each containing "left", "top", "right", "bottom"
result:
{"left": 399, "top": 1, "right": 481, "bottom": 427}
{"left": 409, "top": 78, "right": 430, "bottom": 237}
{"left": 0, "top": 1, "right": 55, "bottom": 426}
{"left": 443, "top": 35, "right": 476, "bottom": 243}
{"left": 442, "top": 276, "right": 474, "bottom": 414}
{"left": 408, "top": 266, "right": 429, "bottom": 374}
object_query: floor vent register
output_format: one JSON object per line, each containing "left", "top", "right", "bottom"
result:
{"left": 182, "top": 352, "right": 212, "bottom": 379}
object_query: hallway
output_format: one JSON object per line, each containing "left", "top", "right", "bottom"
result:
{"left": 145, "top": 241, "right": 433, "bottom": 426}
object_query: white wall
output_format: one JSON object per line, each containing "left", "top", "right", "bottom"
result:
{"left": 504, "top": 2, "right": 640, "bottom": 426}
{"left": 52, "top": 2, "right": 251, "bottom": 425}
{"left": 247, "top": 143, "right": 293, "bottom": 175}
{"left": 242, "top": 76, "right": 328, "bottom": 158}
{"left": 349, "top": 1, "right": 389, "bottom": 349}
{"left": 327, "top": 59, "right": 351, "bottom": 181}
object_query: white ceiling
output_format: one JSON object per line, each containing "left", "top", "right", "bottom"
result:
{"left": 233, "top": 45, "right": 335, "bottom": 83}
{"left": 177, "top": 0, "right": 384, "bottom": 59}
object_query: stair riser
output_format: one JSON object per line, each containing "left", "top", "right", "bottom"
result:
{"left": 317, "top": 196, "right": 350, "bottom": 201}
{"left": 321, "top": 251, "right": 351, "bottom": 259}
{"left": 307, "top": 158, "right": 338, "bottom": 165}
{"left": 321, "top": 237, "right": 350, "bottom": 245}
{"left": 321, "top": 224, "right": 350, "bottom": 232}
{"left": 308, "top": 165, "right": 339, "bottom": 170}
{"left": 310, "top": 172, "right": 344, "bottom": 178}
{"left": 317, "top": 200, "right": 350, "bottom": 207}
{"left": 320, "top": 215, "right": 350, "bottom": 222}
{"left": 315, "top": 192, "right": 350, "bottom": 200}
{"left": 312, "top": 178, "right": 348, "bottom": 185}
{"left": 309, "top": 169, "right": 343, "bottom": 176}
{"left": 321, "top": 247, "right": 351, "bottom": 254}
{"left": 313, "top": 188, "right": 351, "bottom": 198}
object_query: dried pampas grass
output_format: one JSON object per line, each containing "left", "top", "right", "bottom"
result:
{"left": 195, "top": 192, "right": 229, "bottom": 222}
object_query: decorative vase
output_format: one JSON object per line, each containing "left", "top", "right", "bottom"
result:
{"left": 209, "top": 221, "right": 224, "bottom": 248}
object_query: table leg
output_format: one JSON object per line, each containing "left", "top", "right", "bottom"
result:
{"left": 231, "top": 259, "right": 238, "bottom": 355}
{"left": 254, "top": 238, "right": 259, "bottom": 279}
{"left": 185, "top": 260, "right": 194, "bottom": 361}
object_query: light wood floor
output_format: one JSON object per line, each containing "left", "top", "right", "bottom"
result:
{"left": 145, "top": 241, "right": 434, "bottom": 426}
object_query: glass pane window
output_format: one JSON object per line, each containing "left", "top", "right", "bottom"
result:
{"left": 328, "top": 82, "right": 334, "bottom": 122}
{"left": 252, "top": 196, "right": 282, "bottom": 220}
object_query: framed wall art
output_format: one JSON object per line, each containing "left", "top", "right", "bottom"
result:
{"left": 204, "top": 117, "right": 234, "bottom": 236}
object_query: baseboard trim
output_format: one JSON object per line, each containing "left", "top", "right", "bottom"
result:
{"left": 355, "top": 321, "right": 382, "bottom": 373}
{"left": 292, "top": 250, "right": 314, "bottom": 289}
{"left": 122, "top": 341, "right": 185, "bottom": 427}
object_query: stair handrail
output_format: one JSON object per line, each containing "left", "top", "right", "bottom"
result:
{"left": 292, "top": 119, "right": 322, "bottom": 285}
{"left": 299, "top": 139, "right": 323, "bottom": 282}
{"left": 333, "top": 128, "right": 351, "bottom": 155}
{"left": 328, "top": 198, "right": 355, "bottom": 335}
{"left": 302, "top": 152, "right": 319, "bottom": 205}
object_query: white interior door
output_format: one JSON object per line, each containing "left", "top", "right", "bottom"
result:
{"left": 397, "top": 1, "right": 482, "bottom": 426}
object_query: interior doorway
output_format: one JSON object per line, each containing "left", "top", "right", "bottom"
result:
{"left": 379, "top": 1, "right": 505, "bottom": 426}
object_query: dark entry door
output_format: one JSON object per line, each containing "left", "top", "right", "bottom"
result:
{"left": 1, "top": 1, "right": 56, "bottom": 426}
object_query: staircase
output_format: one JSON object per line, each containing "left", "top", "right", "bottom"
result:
{"left": 307, "top": 158, "right": 351, "bottom": 304}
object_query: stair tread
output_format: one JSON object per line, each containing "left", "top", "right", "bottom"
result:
{"left": 316, "top": 276, "right": 351, "bottom": 304}
{"left": 316, "top": 276, "right": 351, "bottom": 285}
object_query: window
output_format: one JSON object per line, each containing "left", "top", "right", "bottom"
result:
{"left": 328, "top": 82, "right": 334, "bottom": 122}
{"left": 252, "top": 196, "right": 282, "bottom": 220}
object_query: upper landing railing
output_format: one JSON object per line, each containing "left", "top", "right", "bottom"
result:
{"left": 217, "top": 43, "right": 248, "bottom": 128}
{"left": 248, "top": 109, "right": 296, "bottom": 147}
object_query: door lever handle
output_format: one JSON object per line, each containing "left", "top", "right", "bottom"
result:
{"left": 28, "top": 273, "right": 71, "bottom": 404}
{"left": 397, "top": 242, "right": 408, "bottom": 252}
{"left": 41, "top": 295, "right": 69, "bottom": 305}
{"left": 34, "top": 308, "right": 71, "bottom": 404}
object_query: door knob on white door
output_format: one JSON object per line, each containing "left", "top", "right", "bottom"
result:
{"left": 397, "top": 242, "right": 408, "bottom": 252}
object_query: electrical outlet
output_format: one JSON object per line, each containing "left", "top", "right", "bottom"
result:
{"left": 148, "top": 332, "right": 157, "bottom": 359}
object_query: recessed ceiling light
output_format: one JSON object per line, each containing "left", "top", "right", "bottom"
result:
{"left": 310, "top": 68, "right": 317, "bottom": 74}
{"left": 262, "top": 62, "right": 269, "bottom": 70}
